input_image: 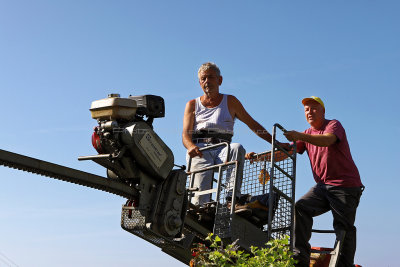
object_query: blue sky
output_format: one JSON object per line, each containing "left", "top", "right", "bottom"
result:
{"left": 0, "top": 1, "right": 399, "bottom": 266}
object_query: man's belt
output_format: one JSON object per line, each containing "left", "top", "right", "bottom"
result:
{"left": 193, "top": 137, "right": 231, "bottom": 144}
{"left": 192, "top": 131, "right": 233, "bottom": 144}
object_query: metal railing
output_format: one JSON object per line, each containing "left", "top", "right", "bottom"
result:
{"left": 185, "top": 123, "right": 297, "bottom": 249}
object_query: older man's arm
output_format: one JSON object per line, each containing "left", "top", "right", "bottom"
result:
{"left": 245, "top": 147, "right": 294, "bottom": 163}
{"left": 182, "top": 100, "right": 203, "bottom": 158}
{"left": 284, "top": 131, "right": 337, "bottom": 147}
{"left": 228, "top": 95, "right": 274, "bottom": 143}
{"left": 227, "top": 96, "right": 291, "bottom": 150}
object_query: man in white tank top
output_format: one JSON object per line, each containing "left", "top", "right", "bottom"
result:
{"left": 182, "top": 62, "right": 278, "bottom": 209}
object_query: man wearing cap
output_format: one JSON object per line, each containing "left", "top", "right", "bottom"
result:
{"left": 183, "top": 62, "right": 279, "bottom": 213}
{"left": 284, "top": 96, "right": 364, "bottom": 267}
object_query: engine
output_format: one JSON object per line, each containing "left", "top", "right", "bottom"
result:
{"left": 89, "top": 93, "right": 174, "bottom": 180}
{"left": 84, "top": 94, "right": 187, "bottom": 239}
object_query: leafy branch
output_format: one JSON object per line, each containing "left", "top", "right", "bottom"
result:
{"left": 190, "top": 234, "right": 296, "bottom": 267}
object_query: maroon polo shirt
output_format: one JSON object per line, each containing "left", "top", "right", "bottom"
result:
{"left": 297, "top": 119, "right": 362, "bottom": 187}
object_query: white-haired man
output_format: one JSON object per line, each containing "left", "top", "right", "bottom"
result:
{"left": 182, "top": 62, "right": 278, "bottom": 213}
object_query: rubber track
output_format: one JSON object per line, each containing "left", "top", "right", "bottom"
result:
{"left": 0, "top": 149, "right": 138, "bottom": 199}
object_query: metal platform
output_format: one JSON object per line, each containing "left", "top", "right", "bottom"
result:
{"left": 0, "top": 123, "right": 297, "bottom": 265}
{"left": 186, "top": 123, "right": 297, "bottom": 250}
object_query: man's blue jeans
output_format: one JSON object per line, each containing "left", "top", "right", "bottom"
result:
{"left": 187, "top": 142, "right": 245, "bottom": 205}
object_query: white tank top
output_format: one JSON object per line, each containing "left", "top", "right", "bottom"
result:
{"left": 193, "top": 94, "right": 235, "bottom": 135}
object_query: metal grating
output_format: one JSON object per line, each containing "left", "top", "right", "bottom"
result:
{"left": 213, "top": 163, "right": 238, "bottom": 238}
{"left": 242, "top": 151, "right": 294, "bottom": 238}
{"left": 185, "top": 124, "right": 296, "bottom": 248}
{"left": 121, "top": 206, "right": 177, "bottom": 249}
{"left": 271, "top": 156, "right": 294, "bottom": 240}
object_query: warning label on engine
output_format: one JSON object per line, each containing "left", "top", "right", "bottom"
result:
{"left": 139, "top": 132, "right": 167, "bottom": 168}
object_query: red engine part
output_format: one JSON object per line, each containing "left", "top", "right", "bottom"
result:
{"left": 126, "top": 198, "right": 139, "bottom": 218}
{"left": 91, "top": 128, "right": 103, "bottom": 153}
{"left": 126, "top": 198, "right": 139, "bottom": 207}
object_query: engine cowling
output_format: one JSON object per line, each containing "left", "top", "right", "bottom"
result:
{"left": 89, "top": 94, "right": 173, "bottom": 180}
{"left": 120, "top": 121, "right": 174, "bottom": 179}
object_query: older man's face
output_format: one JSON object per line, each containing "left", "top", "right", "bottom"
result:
{"left": 198, "top": 69, "right": 222, "bottom": 95}
{"left": 304, "top": 101, "right": 325, "bottom": 128}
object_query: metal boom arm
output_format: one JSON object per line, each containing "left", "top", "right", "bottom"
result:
{"left": 0, "top": 149, "right": 138, "bottom": 199}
